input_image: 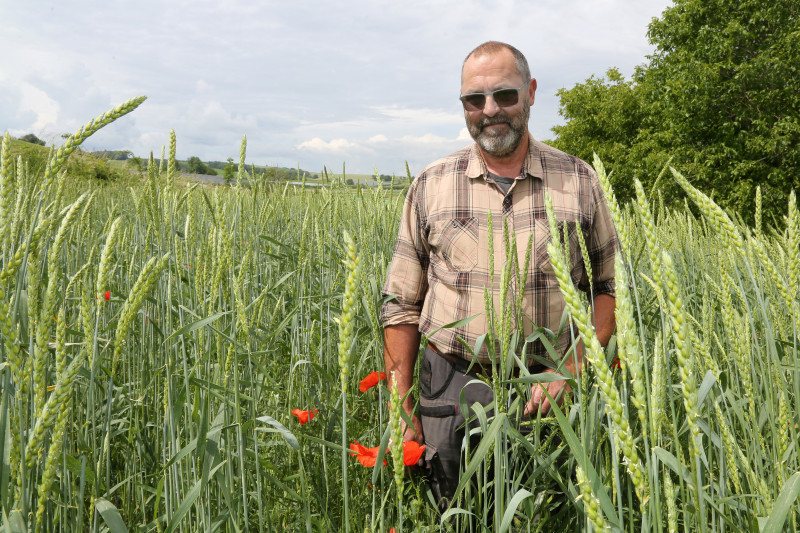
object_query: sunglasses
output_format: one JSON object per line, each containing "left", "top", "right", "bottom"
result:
{"left": 459, "top": 80, "right": 530, "bottom": 111}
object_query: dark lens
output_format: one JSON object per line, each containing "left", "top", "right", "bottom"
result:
{"left": 493, "top": 88, "right": 519, "bottom": 107}
{"left": 461, "top": 94, "right": 486, "bottom": 111}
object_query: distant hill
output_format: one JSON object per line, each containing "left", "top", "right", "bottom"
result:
{"left": 7, "top": 140, "right": 399, "bottom": 185}
{"left": 91, "top": 150, "right": 132, "bottom": 160}
{"left": 86, "top": 149, "right": 323, "bottom": 181}
{"left": 7, "top": 140, "right": 133, "bottom": 182}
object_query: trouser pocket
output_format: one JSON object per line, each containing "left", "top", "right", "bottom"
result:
{"left": 419, "top": 347, "right": 493, "bottom": 509}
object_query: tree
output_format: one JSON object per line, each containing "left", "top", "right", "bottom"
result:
{"left": 551, "top": 68, "right": 646, "bottom": 203}
{"left": 129, "top": 156, "right": 144, "bottom": 171}
{"left": 18, "top": 133, "right": 45, "bottom": 146}
{"left": 224, "top": 158, "right": 235, "bottom": 185}
{"left": 186, "top": 156, "right": 216, "bottom": 175}
{"left": 551, "top": 0, "right": 800, "bottom": 223}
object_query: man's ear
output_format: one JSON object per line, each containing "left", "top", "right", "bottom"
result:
{"left": 529, "top": 78, "right": 538, "bottom": 105}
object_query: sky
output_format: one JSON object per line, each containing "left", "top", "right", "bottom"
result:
{"left": 1, "top": 0, "right": 672, "bottom": 176}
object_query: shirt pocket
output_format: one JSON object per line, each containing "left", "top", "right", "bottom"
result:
{"left": 428, "top": 217, "right": 479, "bottom": 272}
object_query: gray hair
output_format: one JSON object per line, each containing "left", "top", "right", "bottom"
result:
{"left": 462, "top": 41, "right": 531, "bottom": 82}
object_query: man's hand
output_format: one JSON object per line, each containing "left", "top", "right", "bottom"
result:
{"left": 524, "top": 293, "right": 616, "bottom": 415}
{"left": 524, "top": 368, "right": 572, "bottom": 416}
{"left": 403, "top": 413, "right": 424, "bottom": 445}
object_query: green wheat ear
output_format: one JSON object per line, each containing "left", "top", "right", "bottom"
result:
{"left": 337, "top": 230, "right": 361, "bottom": 392}
{"left": 671, "top": 167, "right": 744, "bottom": 257}
{"left": 592, "top": 153, "right": 629, "bottom": 254}
{"left": 785, "top": 191, "right": 799, "bottom": 300}
{"left": 112, "top": 252, "right": 171, "bottom": 372}
{"left": 44, "top": 96, "right": 147, "bottom": 187}
{"left": 165, "top": 129, "right": 177, "bottom": 213}
{"left": 238, "top": 134, "right": 247, "bottom": 187}
{"left": 0, "top": 132, "right": 14, "bottom": 249}
{"left": 546, "top": 191, "right": 648, "bottom": 507}
{"left": 389, "top": 371, "right": 405, "bottom": 523}
{"left": 577, "top": 465, "right": 606, "bottom": 532}
{"left": 754, "top": 185, "right": 762, "bottom": 235}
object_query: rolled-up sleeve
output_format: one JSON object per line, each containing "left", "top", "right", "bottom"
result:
{"left": 381, "top": 180, "right": 430, "bottom": 326}
{"left": 588, "top": 169, "right": 618, "bottom": 297}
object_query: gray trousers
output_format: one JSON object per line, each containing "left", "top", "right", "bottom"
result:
{"left": 418, "top": 346, "right": 494, "bottom": 511}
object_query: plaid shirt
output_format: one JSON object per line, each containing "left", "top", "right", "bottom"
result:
{"left": 381, "top": 137, "right": 618, "bottom": 364}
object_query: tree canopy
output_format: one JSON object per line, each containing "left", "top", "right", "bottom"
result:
{"left": 224, "top": 157, "right": 235, "bottom": 185}
{"left": 551, "top": 0, "right": 800, "bottom": 223}
{"left": 18, "top": 133, "right": 46, "bottom": 146}
{"left": 185, "top": 156, "right": 217, "bottom": 175}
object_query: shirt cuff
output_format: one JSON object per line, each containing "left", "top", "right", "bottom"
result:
{"left": 592, "top": 279, "right": 616, "bottom": 297}
{"left": 380, "top": 299, "right": 422, "bottom": 327}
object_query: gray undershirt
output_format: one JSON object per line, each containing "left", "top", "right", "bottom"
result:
{"left": 488, "top": 171, "right": 517, "bottom": 196}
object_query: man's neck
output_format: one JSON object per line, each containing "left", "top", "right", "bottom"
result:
{"left": 478, "top": 131, "right": 530, "bottom": 178}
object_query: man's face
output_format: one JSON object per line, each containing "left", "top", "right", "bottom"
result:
{"left": 461, "top": 50, "right": 534, "bottom": 158}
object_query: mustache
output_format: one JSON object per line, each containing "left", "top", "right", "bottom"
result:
{"left": 478, "top": 116, "right": 511, "bottom": 129}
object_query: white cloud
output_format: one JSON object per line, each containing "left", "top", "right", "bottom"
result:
{"left": 18, "top": 83, "right": 60, "bottom": 130}
{"left": 297, "top": 137, "right": 362, "bottom": 153}
{"left": 399, "top": 133, "right": 453, "bottom": 145}
{"left": 372, "top": 106, "right": 463, "bottom": 126}
{"left": 1, "top": 0, "right": 672, "bottom": 173}
{"left": 195, "top": 80, "right": 211, "bottom": 93}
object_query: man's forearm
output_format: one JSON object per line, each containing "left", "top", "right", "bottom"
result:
{"left": 567, "top": 293, "right": 616, "bottom": 374}
{"left": 593, "top": 293, "right": 616, "bottom": 347}
{"left": 383, "top": 324, "right": 421, "bottom": 413}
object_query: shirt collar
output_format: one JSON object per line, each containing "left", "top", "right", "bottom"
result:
{"left": 465, "top": 136, "right": 543, "bottom": 181}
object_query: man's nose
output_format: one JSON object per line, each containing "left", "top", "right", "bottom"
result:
{"left": 482, "top": 95, "right": 501, "bottom": 117}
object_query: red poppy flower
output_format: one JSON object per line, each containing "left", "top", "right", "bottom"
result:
{"left": 291, "top": 408, "right": 318, "bottom": 425}
{"left": 104, "top": 290, "right": 111, "bottom": 301}
{"left": 349, "top": 442, "right": 386, "bottom": 467}
{"left": 359, "top": 371, "right": 387, "bottom": 393}
{"left": 401, "top": 441, "right": 426, "bottom": 466}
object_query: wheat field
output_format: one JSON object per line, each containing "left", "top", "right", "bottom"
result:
{"left": 1, "top": 98, "right": 798, "bottom": 532}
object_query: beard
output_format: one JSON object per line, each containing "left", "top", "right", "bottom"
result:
{"left": 466, "top": 101, "right": 530, "bottom": 158}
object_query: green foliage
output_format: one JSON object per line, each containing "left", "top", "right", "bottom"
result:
{"left": 17, "top": 133, "right": 45, "bottom": 146}
{"left": 6, "top": 138, "right": 50, "bottom": 176}
{"left": 89, "top": 159, "right": 119, "bottom": 180}
{"left": 551, "top": 0, "right": 800, "bottom": 223}
{"left": 128, "top": 156, "right": 145, "bottom": 171}
{"left": 551, "top": 68, "right": 646, "bottom": 202}
{"left": 185, "top": 155, "right": 217, "bottom": 175}
{"left": 7, "top": 139, "right": 133, "bottom": 183}
{"left": 68, "top": 151, "right": 137, "bottom": 182}
{"left": 91, "top": 149, "right": 133, "bottom": 160}
{"left": 223, "top": 157, "right": 235, "bottom": 185}
{"left": 265, "top": 166, "right": 319, "bottom": 181}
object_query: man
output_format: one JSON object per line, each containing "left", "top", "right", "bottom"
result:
{"left": 381, "top": 41, "right": 617, "bottom": 509}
